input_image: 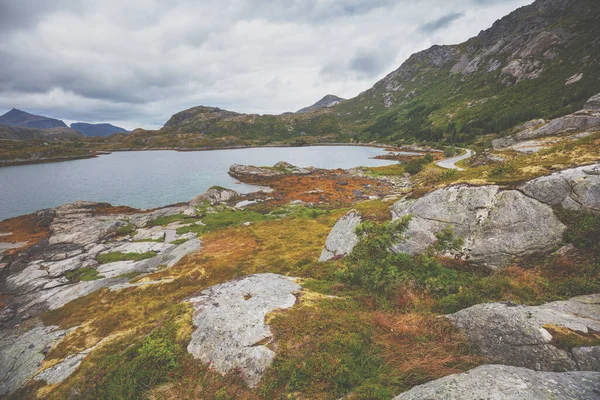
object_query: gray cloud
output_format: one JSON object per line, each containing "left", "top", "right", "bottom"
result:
{"left": 0, "top": 0, "right": 533, "bottom": 130}
{"left": 418, "top": 12, "right": 464, "bottom": 33}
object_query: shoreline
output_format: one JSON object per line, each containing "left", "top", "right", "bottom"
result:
{"left": 0, "top": 143, "right": 402, "bottom": 167}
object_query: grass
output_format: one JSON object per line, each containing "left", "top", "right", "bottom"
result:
{"left": 96, "top": 251, "right": 158, "bottom": 264}
{"left": 65, "top": 267, "right": 104, "bottom": 283}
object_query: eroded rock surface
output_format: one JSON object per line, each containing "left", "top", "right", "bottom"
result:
{"left": 1, "top": 202, "right": 201, "bottom": 324}
{"left": 521, "top": 163, "right": 600, "bottom": 213}
{"left": 446, "top": 294, "right": 600, "bottom": 372}
{"left": 0, "top": 324, "right": 66, "bottom": 396}
{"left": 186, "top": 274, "right": 301, "bottom": 387}
{"left": 391, "top": 185, "right": 565, "bottom": 268}
{"left": 393, "top": 365, "right": 600, "bottom": 400}
{"left": 318, "top": 211, "right": 362, "bottom": 262}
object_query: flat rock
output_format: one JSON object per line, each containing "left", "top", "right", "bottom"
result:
{"left": 446, "top": 294, "right": 600, "bottom": 372}
{"left": 391, "top": 185, "right": 565, "bottom": 268}
{"left": 393, "top": 365, "right": 600, "bottom": 400}
{"left": 520, "top": 163, "right": 600, "bottom": 214}
{"left": 108, "top": 242, "right": 174, "bottom": 255}
{"left": 0, "top": 324, "right": 66, "bottom": 396}
{"left": 319, "top": 211, "right": 362, "bottom": 262}
{"left": 186, "top": 273, "right": 301, "bottom": 387}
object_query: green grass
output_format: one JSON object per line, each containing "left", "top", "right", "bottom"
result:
{"left": 147, "top": 214, "right": 190, "bottom": 227}
{"left": 116, "top": 223, "right": 135, "bottom": 235}
{"left": 175, "top": 208, "right": 278, "bottom": 236}
{"left": 96, "top": 251, "right": 158, "bottom": 264}
{"left": 65, "top": 267, "right": 104, "bottom": 283}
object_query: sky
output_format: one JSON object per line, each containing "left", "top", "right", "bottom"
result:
{"left": 0, "top": 0, "right": 533, "bottom": 130}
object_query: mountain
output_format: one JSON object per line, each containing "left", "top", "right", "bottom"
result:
{"left": 0, "top": 108, "right": 67, "bottom": 129}
{"left": 71, "top": 122, "right": 129, "bottom": 137}
{"left": 334, "top": 0, "right": 600, "bottom": 143}
{"left": 296, "top": 95, "right": 345, "bottom": 114}
{"left": 157, "top": 0, "right": 600, "bottom": 146}
{"left": 0, "top": 125, "right": 83, "bottom": 141}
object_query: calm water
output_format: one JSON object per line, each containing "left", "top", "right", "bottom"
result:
{"left": 0, "top": 146, "right": 396, "bottom": 220}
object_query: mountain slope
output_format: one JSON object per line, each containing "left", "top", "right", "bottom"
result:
{"left": 335, "top": 0, "right": 600, "bottom": 143}
{"left": 0, "top": 125, "right": 83, "bottom": 141}
{"left": 297, "top": 95, "right": 346, "bottom": 114}
{"left": 126, "top": 0, "right": 600, "bottom": 148}
{"left": 71, "top": 123, "right": 129, "bottom": 137}
{"left": 0, "top": 109, "right": 67, "bottom": 129}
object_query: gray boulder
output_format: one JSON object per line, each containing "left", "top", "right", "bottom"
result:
{"left": 318, "top": 211, "right": 362, "bottom": 262}
{"left": 391, "top": 185, "right": 565, "bottom": 268}
{"left": 446, "top": 294, "right": 600, "bottom": 372}
{"left": 520, "top": 163, "right": 600, "bottom": 214}
{"left": 186, "top": 274, "right": 300, "bottom": 387}
{"left": 190, "top": 186, "right": 239, "bottom": 206}
{"left": 393, "top": 365, "right": 600, "bottom": 400}
{"left": 584, "top": 93, "right": 600, "bottom": 111}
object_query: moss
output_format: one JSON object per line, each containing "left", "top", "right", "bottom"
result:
{"left": 116, "top": 223, "right": 135, "bottom": 235}
{"left": 544, "top": 325, "right": 600, "bottom": 351}
{"left": 65, "top": 267, "right": 104, "bottom": 283}
{"left": 96, "top": 251, "right": 157, "bottom": 264}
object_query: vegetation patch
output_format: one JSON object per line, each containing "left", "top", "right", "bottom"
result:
{"left": 65, "top": 267, "right": 104, "bottom": 283}
{"left": 96, "top": 251, "right": 158, "bottom": 264}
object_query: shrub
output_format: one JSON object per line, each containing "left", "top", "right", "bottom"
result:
{"left": 489, "top": 162, "right": 516, "bottom": 177}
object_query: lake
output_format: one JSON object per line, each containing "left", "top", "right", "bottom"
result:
{"left": 0, "top": 146, "right": 397, "bottom": 220}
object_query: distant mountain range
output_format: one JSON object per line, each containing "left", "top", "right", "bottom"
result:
{"left": 296, "top": 95, "right": 345, "bottom": 114}
{"left": 0, "top": 109, "right": 129, "bottom": 140}
{"left": 70, "top": 123, "right": 129, "bottom": 137}
{"left": 0, "top": 108, "right": 67, "bottom": 129}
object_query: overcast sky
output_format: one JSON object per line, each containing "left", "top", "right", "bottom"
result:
{"left": 0, "top": 0, "right": 532, "bottom": 130}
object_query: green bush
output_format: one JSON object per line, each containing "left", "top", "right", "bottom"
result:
{"left": 83, "top": 322, "right": 184, "bottom": 399}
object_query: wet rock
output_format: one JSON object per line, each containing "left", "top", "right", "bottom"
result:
{"left": 520, "top": 163, "right": 600, "bottom": 214}
{"left": 446, "top": 294, "right": 600, "bottom": 372}
{"left": 0, "top": 325, "right": 66, "bottom": 396}
{"left": 318, "top": 211, "right": 362, "bottom": 262}
{"left": 186, "top": 273, "right": 300, "bottom": 387}
{"left": 393, "top": 365, "right": 600, "bottom": 400}
{"left": 190, "top": 186, "right": 240, "bottom": 206}
{"left": 391, "top": 185, "right": 565, "bottom": 268}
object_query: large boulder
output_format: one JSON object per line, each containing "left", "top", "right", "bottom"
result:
{"left": 186, "top": 274, "right": 301, "bottom": 387}
{"left": 520, "top": 163, "right": 600, "bottom": 214}
{"left": 446, "top": 294, "right": 600, "bottom": 372}
{"left": 391, "top": 185, "right": 565, "bottom": 268}
{"left": 584, "top": 93, "right": 600, "bottom": 111}
{"left": 393, "top": 365, "right": 600, "bottom": 400}
{"left": 318, "top": 211, "right": 362, "bottom": 262}
{"left": 190, "top": 186, "right": 239, "bottom": 206}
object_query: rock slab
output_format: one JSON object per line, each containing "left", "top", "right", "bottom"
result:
{"left": 186, "top": 273, "right": 301, "bottom": 387}
{"left": 318, "top": 211, "right": 362, "bottom": 262}
{"left": 446, "top": 294, "right": 600, "bottom": 372}
{"left": 393, "top": 365, "right": 600, "bottom": 400}
{"left": 521, "top": 163, "right": 600, "bottom": 214}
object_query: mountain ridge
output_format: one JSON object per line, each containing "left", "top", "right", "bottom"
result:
{"left": 70, "top": 122, "right": 129, "bottom": 137}
{"left": 0, "top": 108, "right": 67, "bottom": 129}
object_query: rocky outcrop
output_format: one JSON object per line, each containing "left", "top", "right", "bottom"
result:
{"left": 492, "top": 93, "right": 600, "bottom": 149}
{"left": 520, "top": 163, "right": 600, "bottom": 213}
{"left": 229, "top": 162, "right": 314, "bottom": 183}
{"left": 0, "top": 324, "right": 67, "bottom": 396}
{"left": 446, "top": 294, "right": 600, "bottom": 372}
{"left": 189, "top": 186, "right": 240, "bottom": 206}
{"left": 318, "top": 211, "right": 362, "bottom": 262}
{"left": 186, "top": 274, "right": 301, "bottom": 387}
{"left": 1, "top": 202, "right": 201, "bottom": 323}
{"left": 391, "top": 185, "right": 565, "bottom": 268}
{"left": 393, "top": 365, "right": 600, "bottom": 400}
